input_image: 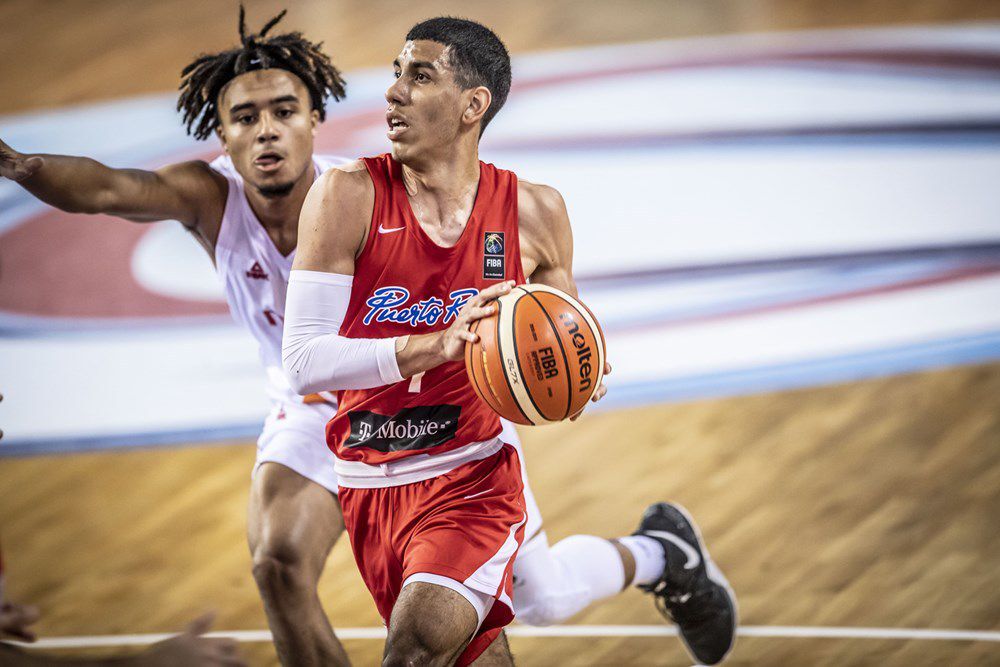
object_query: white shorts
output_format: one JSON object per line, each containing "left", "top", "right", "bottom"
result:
{"left": 501, "top": 422, "right": 544, "bottom": 545}
{"left": 253, "top": 405, "right": 544, "bottom": 535}
{"left": 253, "top": 399, "right": 340, "bottom": 494}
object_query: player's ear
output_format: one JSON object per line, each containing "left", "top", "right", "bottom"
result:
{"left": 310, "top": 109, "right": 320, "bottom": 136}
{"left": 216, "top": 124, "right": 229, "bottom": 155}
{"left": 464, "top": 86, "right": 492, "bottom": 129}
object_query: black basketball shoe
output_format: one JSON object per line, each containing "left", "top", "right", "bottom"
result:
{"left": 633, "top": 502, "right": 737, "bottom": 665}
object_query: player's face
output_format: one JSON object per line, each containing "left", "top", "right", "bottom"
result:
{"left": 217, "top": 69, "right": 318, "bottom": 198}
{"left": 386, "top": 40, "right": 469, "bottom": 162}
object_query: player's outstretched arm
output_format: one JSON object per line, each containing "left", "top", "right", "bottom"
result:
{"left": 283, "top": 164, "right": 509, "bottom": 392}
{"left": 0, "top": 138, "right": 225, "bottom": 230}
{"left": 519, "top": 181, "right": 610, "bottom": 406}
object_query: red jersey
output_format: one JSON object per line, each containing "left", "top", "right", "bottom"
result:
{"left": 327, "top": 154, "right": 526, "bottom": 465}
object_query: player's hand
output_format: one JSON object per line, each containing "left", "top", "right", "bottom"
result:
{"left": 438, "top": 280, "right": 514, "bottom": 362}
{"left": 144, "top": 613, "right": 246, "bottom": 667}
{"left": 0, "top": 602, "right": 41, "bottom": 642}
{"left": 0, "top": 139, "right": 44, "bottom": 182}
{"left": 570, "top": 361, "right": 612, "bottom": 421}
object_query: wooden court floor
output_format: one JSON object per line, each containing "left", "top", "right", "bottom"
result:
{"left": 1, "top": 363, "right": 998, "bottom": 665}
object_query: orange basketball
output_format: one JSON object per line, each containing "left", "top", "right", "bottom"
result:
{"left": 465, "top": 284, "right": 606, "bottom": 425}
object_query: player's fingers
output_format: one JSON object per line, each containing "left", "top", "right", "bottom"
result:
{"left": 604, "top": 361, "right": 612, "bottom": 375}
{"left": 3, "top": 628, "right": 36, "bottom": 642}
{"left": 465, "top": 305, "right": 495, "bottom": 322}
{"left": 590, "top": 383, "right": 608, "bottom": 402}
{"left": 216, "top": 653, "right": 248, "bottom": 667}
{"left": 185, "top": 612, "right": 215, "bottom": 637}
{"left": 1, "top": 603, "right": 41, "bottom": 627}
{"left": 19, "top": 605, "right": 40, "bottom": 625}
{"left": 210, "top": 638, "right": 240, "bottom": 655}
{"left": 458, "top": 329, "right": 478, "bottom": 343}
{"left": 477, "top": 280, "right": 514, "bottom": 304}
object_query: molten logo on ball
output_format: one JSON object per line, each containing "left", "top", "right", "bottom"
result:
{"left": 559, "top": 313, "right": 594, "bottom": 393}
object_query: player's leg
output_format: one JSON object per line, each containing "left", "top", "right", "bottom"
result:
{"left": 512, "top": 507, "right": 736, "bottom": 665}
{"left": 470, "top": 630, "right": 514, "bottom": 667}
{"left": 507, "top": 430, "right": 640, "bottom": 626}
{"left": 506, "top": 430, "right": 734, "bottom": 663}
{"left": 512, "top": 530, "right": 636, "bottom": 626}
{"left": 248, "top": 461, "right": 349, "bottom": 666}
{"left": 382, "top": 580, "right": 483, "bottom": 666}
{"left": 247, "top": 401, "right": 349, "bottom": 665}
{"left": 373, "top": 445, "right": 526, "bottom": 667}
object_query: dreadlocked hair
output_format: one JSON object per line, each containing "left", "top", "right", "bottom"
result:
{"left": 177, "top": 5, "right": 346, "bottom": 140}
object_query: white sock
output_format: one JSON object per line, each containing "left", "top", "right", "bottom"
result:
{"left": 512, "top": 532, "right": 626, "bottom": 626}
{"left": 616, "top": 535, "right": 666, "bottom": 586}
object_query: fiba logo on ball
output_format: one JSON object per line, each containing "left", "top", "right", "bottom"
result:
{"left": 466, "top": 284, "right": 606, "bottom": 425}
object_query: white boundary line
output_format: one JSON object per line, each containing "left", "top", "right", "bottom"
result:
{"left": 11, "top": 625, "right": 1000, "bottom": 650}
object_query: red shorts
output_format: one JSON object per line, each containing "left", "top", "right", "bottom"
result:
{"left": 339, "top": 444, "right": 527, "bottom": 666}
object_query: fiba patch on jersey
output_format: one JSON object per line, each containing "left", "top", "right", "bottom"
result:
{"left": 483, "top": 231, "right": 505, "bottom": 280}
{"left": 345, "top": 404, "right": 462, "bottom": 453}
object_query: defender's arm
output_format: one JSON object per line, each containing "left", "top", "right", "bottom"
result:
{"left": 0, "top": 138, "right": 225, "bottom": 232}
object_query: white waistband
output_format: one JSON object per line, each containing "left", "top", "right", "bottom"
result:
{"left": 334, "top": 438, "right": 505, "bottom": 488}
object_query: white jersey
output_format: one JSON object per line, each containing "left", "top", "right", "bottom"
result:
{"left": 211, "top": 153, "right": 347, "bottom": 405}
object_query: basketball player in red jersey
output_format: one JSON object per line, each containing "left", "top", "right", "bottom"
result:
{"left": 284, "top": 17, "right": 737, "bottom": 666}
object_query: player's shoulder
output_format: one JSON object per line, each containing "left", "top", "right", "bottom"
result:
{"left": 517, "top": 179, "right": 568, "bottom": 229}
{"left": 302, "top": 159, "right": 374, "bottom": 235}
{"left": 313, "top": 158, "right": 373, "bottom": 198}
{"left": 158, "top": 159, "right": 228, "bottom": 200}
{"left": 314, "top": 154, "right": 357, "bottom": 169}
{"left": 162, "top": 157, "right": 224, "bottom": 179}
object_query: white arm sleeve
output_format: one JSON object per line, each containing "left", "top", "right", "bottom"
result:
{"left": 282, "top": 269, "right": 404, "bottom": 394}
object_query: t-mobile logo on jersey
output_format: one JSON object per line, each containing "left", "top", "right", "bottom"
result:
{"left": 362, "top": 287, "right": 479, "bottom": 327}
{"left": 346, "top": 404, "right": 462, "bottom": 453}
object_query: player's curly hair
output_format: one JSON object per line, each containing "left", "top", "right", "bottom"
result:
{"left": 177, "top": 5, "right": 346, "bottom": 140}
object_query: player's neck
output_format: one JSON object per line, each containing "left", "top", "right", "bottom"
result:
{"left": 399, "top": 143, "right": 480, "bottom": 203}
{"left": 245, "top": 166, "right": 314, "bottom": 232}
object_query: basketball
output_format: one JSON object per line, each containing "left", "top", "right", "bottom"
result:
{"left": 465, "top": 284, "right": 606, "bottom": 425}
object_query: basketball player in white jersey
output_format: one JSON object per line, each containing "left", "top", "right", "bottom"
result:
{"left": 1, "top": 8, "right": 733, "bottom": 666}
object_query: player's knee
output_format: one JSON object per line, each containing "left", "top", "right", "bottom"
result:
{"left": 383, "top": 606, "right": 466, "bottom": 667}
{"left": 251, "top": 534, "right": 310, "bottom": 592}
{"left": 382, "top": 629, "right": 453, "bottom": 667}
{"left": 515, "top": 596, "right": 562, "bottom": 626}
